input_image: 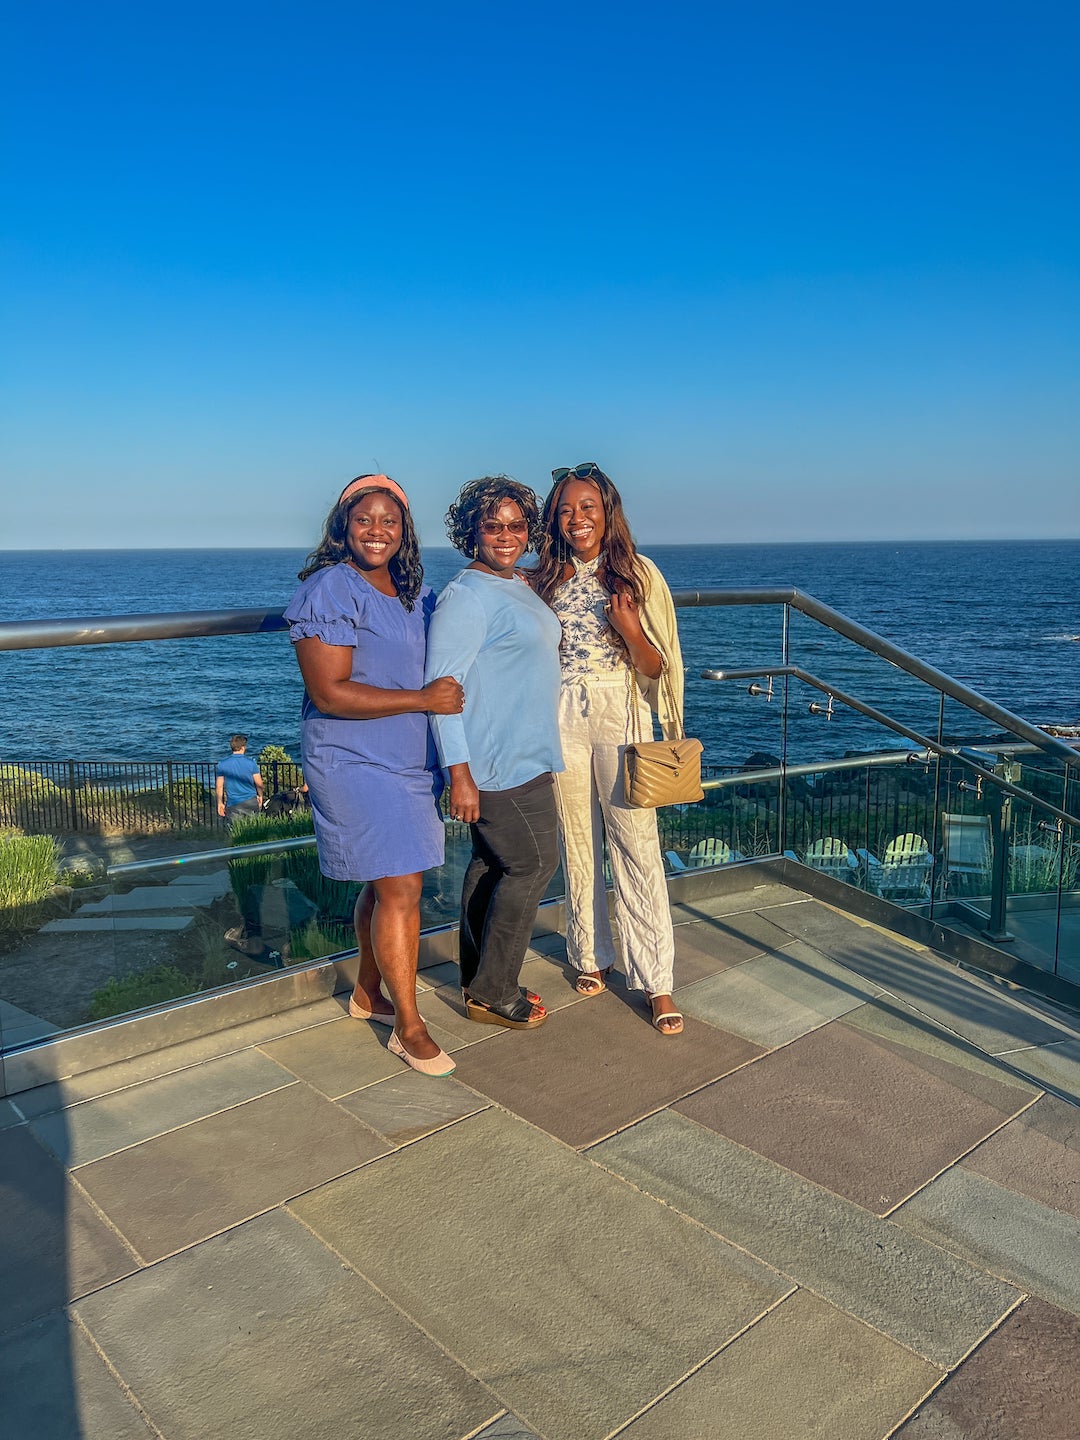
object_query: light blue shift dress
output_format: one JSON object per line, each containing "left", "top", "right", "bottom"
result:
{"left": 284, "top": 563, "right": 444, "bottom": 882}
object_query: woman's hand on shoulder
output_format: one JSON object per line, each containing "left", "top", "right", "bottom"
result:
{"left": 422, "top": 675, "right": 465, "bottom": 714}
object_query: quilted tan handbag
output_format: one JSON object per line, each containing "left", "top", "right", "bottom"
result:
{"left": 623, "top": 736, "right": 705, "bottom": 807}
{"left": 623, "top": 666, "right": 704, "bottom": 807}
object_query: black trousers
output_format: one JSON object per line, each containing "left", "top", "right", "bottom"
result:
{"left": 459, "top": 774, "right": 560, "bottom": 1010}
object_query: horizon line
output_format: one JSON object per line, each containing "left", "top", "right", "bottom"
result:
{"left": 4, "top": 536, "right": 1078, "bottom": 554}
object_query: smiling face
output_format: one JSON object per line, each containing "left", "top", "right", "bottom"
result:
{"left": 345, "top": 491, "right": 404, "bottom": 574}
{"left": 557, "top": 479, "right": 606, "bottom": 562}
{"left": 474, "top": 497, "right": 529, "bottom": 577}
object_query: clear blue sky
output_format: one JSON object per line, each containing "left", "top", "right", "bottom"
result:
{"left": 4, "top": 0, "right": 1078, "bottom": 548}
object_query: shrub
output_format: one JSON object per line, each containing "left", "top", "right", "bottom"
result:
{"left": 0, "top": 832, "right": 63, "bottom": 928}
{"left": 87, "top": 966, "right": 195, "bottom": 1021}
{"left": 258, "top": 744, "right": 303, "bottom": 792}
{"left": 0, "top": 766, "right": 63, "bottom": 829}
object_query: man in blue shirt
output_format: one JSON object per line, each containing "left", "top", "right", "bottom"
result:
{"left": 215, "top": 734, "right": 263, "bottom": 823}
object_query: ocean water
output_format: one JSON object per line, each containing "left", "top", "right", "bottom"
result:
{"left": 1, "top": 542, "right": 1077, "bottom": 768}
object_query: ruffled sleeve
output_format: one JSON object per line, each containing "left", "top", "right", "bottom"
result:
{"left": 283, "top": 565, "right": 365, "bottom": 648}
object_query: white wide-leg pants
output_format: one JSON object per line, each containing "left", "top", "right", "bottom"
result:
{"left": 553, "top": 676, "right": 676, "bottom": 995}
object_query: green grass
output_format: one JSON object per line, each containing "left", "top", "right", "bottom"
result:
{"left": 87, "top": 966, "right": 195, "bottom": 1021}
{"left": 0, "top": 831, "right": 63, "bottom": 928}
{"left": 228, "top": 810, "right": 355, "bottom": 930}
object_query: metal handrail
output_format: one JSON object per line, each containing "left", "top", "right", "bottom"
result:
{"left": 0, "top": 608, "right": 288, "bottom": 650}
{"left": 0, "top": 586, "right": 1075, "bottom": 765}
{"left": 703, "top": 665, "right": 1079, "bottom": 827}
{"left": 684, "top": 588, "right": 1080, "bottom": 768}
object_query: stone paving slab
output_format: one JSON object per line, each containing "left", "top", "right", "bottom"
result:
{"left": 291, "top": 1108, "right": 790, "bottom": 1440}
{"left": 75, "top": 884, "right": 224, "bottom": 912}
{"left": 516, "top": 951, "right": 587, "bottom": 1010}
{"left": 474, "top": 1416, "right": 540, "bottom": 1439}
{"left": 676, "top": 939, "right": 883, "bottom": 1047}
{"left": 526, "top": 931, "right": 569, "bottom": 960}
{"left": 75, "top": 1209, "right": 500, "bottom": 1440}
{"left": 40, "top": 915, "right": 194, "bottom": 932}
{"left": 671, "top": 909, "right": 797, "bottom": 984}
{"left": 843, "top": 997, "right": 1043, "bottom": 1095}
{"left": 420, "top": 951, "right": 589, "bottom": 1015}
{"left": 895, "top": 1165, "right": 1080, "bottom": 1315}
{"left": 416, "top": 985, "right": 505, "bottom": 1044}
{"left": 10, "top": 996, "right": 346, "bottom": 1120}
{"left": 961, "top": 1093, "right": 1080, "bottom": 1219}
{"left": 164, "top": 868, "right": 230, "bottom": 890}
{"left": 258, "top": 1012, "right": 462, "bottom": 1099}
{"left": 590, "top": 1110, "right": 1020, "bottom": 1367}
{"left": 336, "top": 1071, "right": 490, "bottom": 1145}
{"left": 0, "top": 1310, "right": 154, "bottom": 1440}
{"left": 0, "top": 1097, "right": 23, "bottom": 1129}
{"left": 0, "top": 1126, "right": 138, "bottom": 1334}
{"left": 895, "top": 1296, "right": 1080, "bottom": 1438}
{"left": 72, "top": 1082, "right": 389, "bottom": 1263}
{"left": 764, "top": 905, "right": 1073, "bottom": 1055}
{"left": 668, "top": 884, "right": 807, "bottom": 924}
{"left": 676, "top": 1018, "right": 1034, "bottom": 1213}
{"left": 616, "top": 1289, "right": 940, "bottom": 1440}
{"left": 993, "top": 1038, "right": 1080, "bottom": 1102}
{"left": 0, "top": 998, "right": 59, "bottom": 1046}
{"left": 450, "top": 991, "right": 763, "bottom": 1149}
{"left": 30, "top": 1050, "right": 297, "bottom": 1166}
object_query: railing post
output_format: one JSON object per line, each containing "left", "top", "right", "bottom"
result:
{"left": 66, "top": 759, "right": 79, "bottom": 831}
{"left": 983, "top": 785, "right": 1012, "bottom": 943}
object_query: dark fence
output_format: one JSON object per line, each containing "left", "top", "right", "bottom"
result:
{"left": 1, "top": 760, "right": 305, "bottom": 834}
{"left": 3, "top": 754, "right": 1057, "bottom": 867}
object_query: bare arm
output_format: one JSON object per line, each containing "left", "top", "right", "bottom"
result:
{"left": 252, "top": 770, "right": 263, "bottom": 806}
{"left": 606, "top": 592, "right": 663, "bottom": 679}
{"left": 215, "top": 775, "right": 226, "bottom": 817}
{"left": 294, "top": 636, "right": 463, "bottom": 718}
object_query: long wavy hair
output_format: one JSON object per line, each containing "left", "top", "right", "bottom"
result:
{"left": 444, "top": 475, "right": 542, "bottom": 558}
{"left": 532, "top": 466, "right": 646, "bottom": 606}
{"left": 298, "top": 478, "right": 424, "bottom": 610}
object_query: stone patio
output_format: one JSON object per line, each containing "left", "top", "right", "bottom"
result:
{"left": 2, "top": 877, "right": 1080, "bottom": 1438}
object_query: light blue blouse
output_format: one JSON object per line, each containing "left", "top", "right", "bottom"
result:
{"left": 425, "top": 569, "right": 564, "bottom": 792}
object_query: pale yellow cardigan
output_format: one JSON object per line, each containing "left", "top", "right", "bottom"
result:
{"left": 633, "top": 554, "right": 686, "bottom": 741}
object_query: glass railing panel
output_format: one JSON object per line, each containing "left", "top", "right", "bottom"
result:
{"left": 663, "top": 772, "right": 780, "bottom": 871}
{"left": 783, "top": 607, "right": 950, "bottom": 761}
{"left": 1002, "top": 793, "right": 1079, "bottom": 982}
{"left": 681, "top": 602, "right": 787, "bottom": 771}
{"left": 6, "top": 585, "right": 1078, "bottom": 1058}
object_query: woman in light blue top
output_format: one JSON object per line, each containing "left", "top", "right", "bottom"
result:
{"left": 426, "top": 477, "right": 563, "bottom": 1029}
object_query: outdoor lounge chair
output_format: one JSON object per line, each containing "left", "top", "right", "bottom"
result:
{"left": 802, "top": 837, "right": 860, "bottom": 884}
{"left": 941, "top": 812, "right": 992, "bottom": 895}
{"left": 668, "top": 840, "right": 743, "bottom": 869}
{"left": 873, "top": 832, "right": 934, "bottom": 902}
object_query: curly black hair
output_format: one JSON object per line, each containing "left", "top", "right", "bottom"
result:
{"left": 298, "top": 478, "right": 424, "bottom": 610}
{"left": 444, "top": 475, "right": 542, "bottom": 558}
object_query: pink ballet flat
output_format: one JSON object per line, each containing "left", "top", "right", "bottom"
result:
{"left": 348, "top": 994, "right": 395, "bottom": 1027}
{"left": 387, "top": 1031, "right": 456, "bottom": 1077}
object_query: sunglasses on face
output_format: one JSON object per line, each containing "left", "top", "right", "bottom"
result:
{"left": 551, "top": 463, "right": 603, "bottom": 485}
{"left": 479, "top": 519, "right": 530, "bottom": 537}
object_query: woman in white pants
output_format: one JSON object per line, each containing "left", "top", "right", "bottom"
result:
{"left": 531, "top": 463, "right": 684, "bottom": 1035}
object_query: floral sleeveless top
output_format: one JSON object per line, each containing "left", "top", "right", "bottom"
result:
{"left": 551, "top": 555, "right": 629, "bottom": 682}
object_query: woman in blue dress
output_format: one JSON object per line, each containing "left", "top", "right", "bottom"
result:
{"left": 284, "top": 475, "right": 464, "bottom": 1076}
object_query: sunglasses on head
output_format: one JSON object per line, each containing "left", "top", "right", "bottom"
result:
{"left": 551, "top": 463, "right": 603, "bottom": 485}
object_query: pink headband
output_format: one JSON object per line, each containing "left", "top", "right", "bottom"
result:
{"left": 338, "top": 474, "right": 410, "bottom": 512}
